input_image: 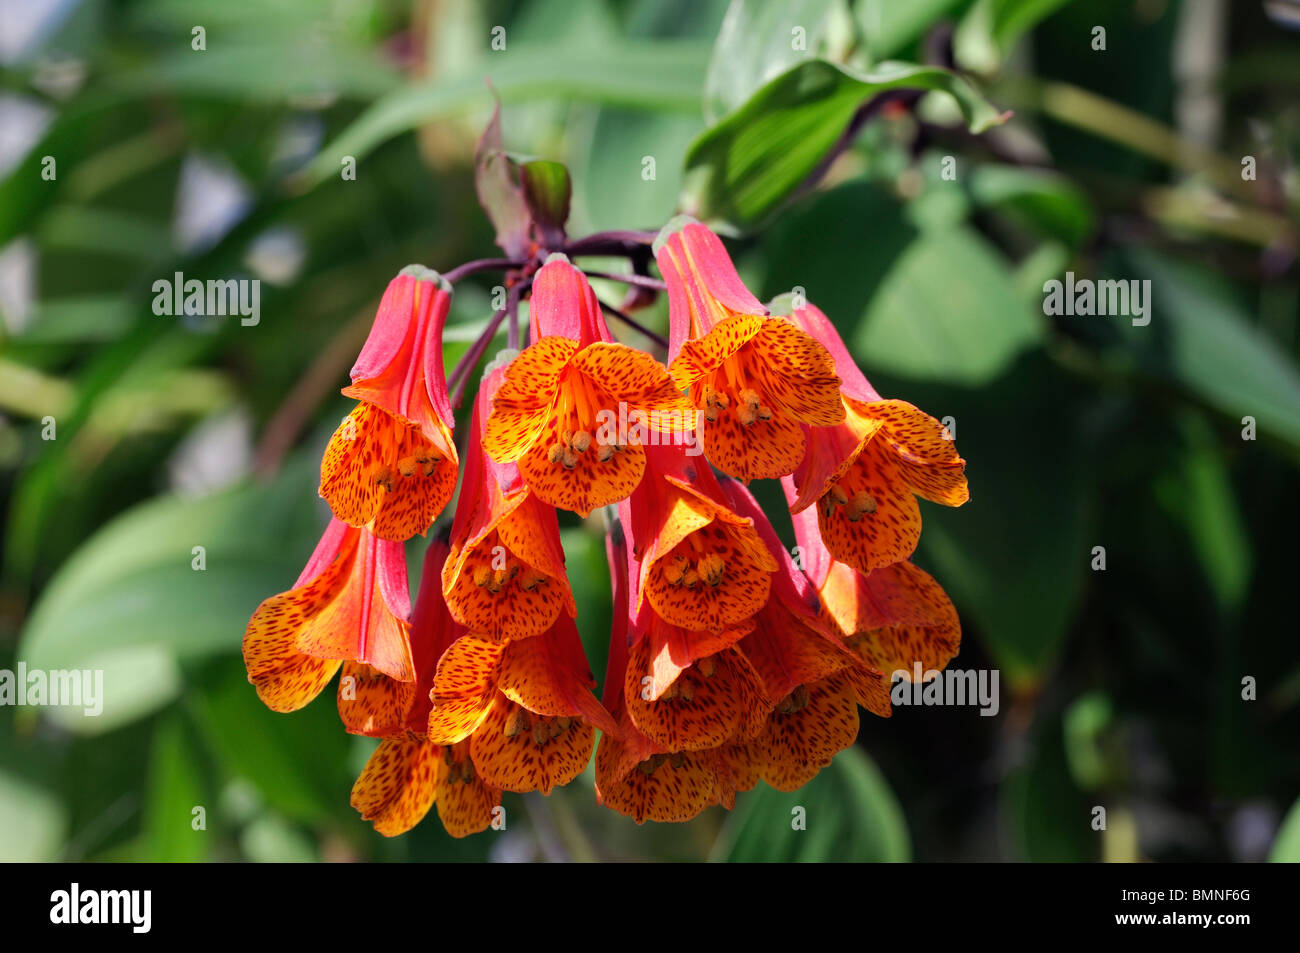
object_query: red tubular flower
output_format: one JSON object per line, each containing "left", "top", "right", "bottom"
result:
{"left": 655, "top": 218, "right": 844, "bottom": 481}
{"left": 320, "top": 266, "right": 459, "bottom": 541}
{"left": 349, "top": 543, "right": 508, "bottom": 838}
{"left": 786, "top": 486, "right": 962, "bottom": 684}
{"left": 786, "top": 302, "right": 969, "bottom": 573}
{"left": 483, "top": 255, "right": 692, "bottom": 517}
{"left": 442, "top": 365, "right": 576, "bottom": 641}
{"left": 717, "top": 478, "right": 891, "bottom": 792}
{"left": 623, "top": 443, "right": 777, "bottom": 633}
{"left": 243, "top": 518, "right": 414, "bottom": 712}
{"left": 595, "top": 526, "right": 728, "bottom": 824}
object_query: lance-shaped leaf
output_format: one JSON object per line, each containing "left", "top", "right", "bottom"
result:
{"left": 680, "top": 59, "right": 1009, "bottom": 231}
{"left": 475, "top": 101, "right": 531, "bottom": 257}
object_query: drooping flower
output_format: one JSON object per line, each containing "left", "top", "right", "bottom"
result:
{"left": 787, "top": 489, "right": 961, "bottom": 687}
{"left": 597, "top": 475, "right": 890, "bottom": 822}
{"left": 483, "top": 254, "right": 693, "bottom": 517}
{"left": 243, "top": 518, "right": 414, "bottom": 713}
{"left": 655, "top": 218, "right": 844, "bottom": 481}
{"left": 594, "top": 527, "right": 728, "bottom": 824}
{"left": 442, "top": 365, "right": 575, "bottom": 641}
{"left": 320, "top": 266, "right": 459, "bottom": 541}
{"left": 716, "top": 478, "right": 890, "bottom": 791}
{"left": 785, "top": 302, "right": 968, "bottom": 573}
{"left": 424, "top": 614, "right": 617, "bottom": 800}
{"left": 350, "top": 539, "right": 505, "bottom": 838}
{"left": 621, "top": 443, "right": 777, "bottom": 633}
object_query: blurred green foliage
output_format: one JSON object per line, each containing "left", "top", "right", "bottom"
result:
{"left": 1, "top": 0, "right": 1298, "bottom": 862}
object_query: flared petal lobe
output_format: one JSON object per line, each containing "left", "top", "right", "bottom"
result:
{"left": 794, "top": 397, "right": 968, "bottom": 573}
{"left": 483, "top": 257, "right": 692, "bottom": 516}
{"left": 656, "top": 219, "right": 843, "bottom": 481}
{"left": 244, "top": 519, "right": 415, "bottom": 712}
{"left": 445, "top": 366, "right": 575, "bottom": 640}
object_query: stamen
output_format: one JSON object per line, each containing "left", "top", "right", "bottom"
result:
{"left": 505, "top": 706, "right": 530, "bottom": 738}
{"left": 845, "top": 491, "right": 877, "bottom": 522}
{"left": 698, "top": 553, "right": 725, "bottom": 587}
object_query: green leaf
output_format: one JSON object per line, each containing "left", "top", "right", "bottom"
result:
{"left": 855, "top": 224, "right": 1043, "bottom": 385}
{"left": 703, "top": 0, "right": 839, "bottom": 123}
{"left": 0, "top": 770, "right": 66, "bottom": 862}
{"left": 1154, "top": 415, "right": 1253, "bottom": 611}
{"left": 955, "top": 0, "right": 1072, "bottom": 73}
{"left": 968, "top": 164, "right": 1096, "bottom": 247}
{"left": 681, "top": 58, "right": 1007, "bottom": 230}
{"left": 915, "top": 356, "right": 1094, "bottom": 686}
{"left": 190, "top": 658, "right": 351, "bottom": 825}
{"left": 17, "top": 458, "right": 323, "bottom": 732}
{"left": 1270, "top": 797, "right": 1300, "bottom": 862}
{"left": 142, "top": 712, "right": 212, "bottom": 862}
{"left": 577, "top": 109, "right": 703, "bottom": 231}
{"left": 709, "top": 747, "right": 910, "bottom": 862}
{"left": 1120, "top": 247, "right": 1300, "bottom": 454}
{"left": 1002, "top": 709, "right": 1096, "bottom": 861}
{"left": 856, "top": 0, "right": 972, "bottom": 60}
{"left": 295, "top": 41, "right": 710, "bottom": 191}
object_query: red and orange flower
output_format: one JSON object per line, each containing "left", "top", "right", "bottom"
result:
{"left": 243, "top": 518, "right": 414, "bottom": 712}
{"left": 656, "top": 218, "right": 845, "bottom": 481}
{"left": 243, "top": 196, "right": 974, "bottom": 841}
{"left": 443, "top": 366, "right": 575, "bottom": 641}
{"left": 484, "top": 255, "right": 692, "bottom": 517}
{"left": 785, "top": 303, "right": 969, "bottom": 573}
{"left": 320, "top": 266, "right": 459, "bottom": 541}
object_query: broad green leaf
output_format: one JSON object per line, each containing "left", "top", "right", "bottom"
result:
{"left": 1120, "top": 247, "right": 1300, "bottom": 454}
{"left": 577, "top": 110, "right": 703, "bottom": 231}
{"left": 854, "top": 224, "right": 1042, "bottom": 385}
{"left": 709, "top": 747, "right": 910, "bottom": 862}
{"left": 0, "top": 770, "right": 66, "bottom": 862}
{"left": 856, "top": 0, "right": 972, "bottom": 60}
{"left": 703, "top": 0, "right": 839, "bottom": 123}
{"left": 681, "top": 58, "right": 1007, "bottom": 230}
{"left": 18, "top": 458, "right": 323, "bottom": 731}
{"left": 915, "top": 356, "right": 1094, "bottom": 686}
{"left": 295, "top": 42, "right": 710, "bottom": 190}
{"left": 191, "top": 658, "right": 351, "bottom": 824}
{"left": 560, "top": 527, "right": 613, "bottom": 689}
{"left": 968, "top": 164, "right": 1096, "bottom": 247}
{"left": 955, "top": 0, "right": 1071, "bottom": 73}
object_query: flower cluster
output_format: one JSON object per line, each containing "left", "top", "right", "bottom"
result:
{"left": 242, "top": 215, "right": 967, "bottom": 837}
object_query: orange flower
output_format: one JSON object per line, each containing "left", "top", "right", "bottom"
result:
{"left": 717, "top": 478, "right": 890, "bottom": 792}
{"left": 483, "top": 255, "right": 692, "bottom": 517}
{"left": 320, "top": 266, "right": 459, "bottom": 541}
{"left": 443, "top": 366, "right": 575, "bottom": 641}
{"left": 243, "top": 518, "right": 414, "bottom": 713}
{"left": 423, "top": 614, "right": 617, "bottom": 802}
{"left": 594, "top": 529, "right": 728, "bottom": 823}
{"left": 597, "top": 479, "right": 888, "bottom": 822}
{"left": 350, "top": 540, "right": 506, "bottom": 838}
{"left": 621, "top": 443, "right": 777, "bottom": 633}
{"left": 655, "top": 218, "right": 844, "bottom": 481}
{"left": 786, "top": 303, "right": 968, "bottom": 573}
{"left": 788, "top": 489, "right": 962, "bottom": 688}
